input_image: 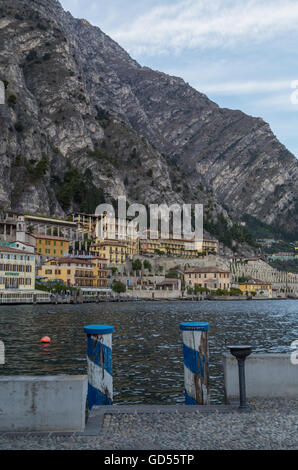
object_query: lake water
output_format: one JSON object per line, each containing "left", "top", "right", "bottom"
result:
{"left": 0, "top": 300, "right": 297, "bottom": 404}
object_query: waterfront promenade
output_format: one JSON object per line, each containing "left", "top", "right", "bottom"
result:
{"left": 0, "top": 399, "right": 297, "bottom": 450}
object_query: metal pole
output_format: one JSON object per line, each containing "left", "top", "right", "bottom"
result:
{"left": 229, "top": 345, "right": 252, "bottom": 412}
{"left": 180, "top": 322, "right": 209, "bottom": 405}
{"left": 238, "top": 358, "right": 247, "bottom": 409}
{"left": 84, "top": 324, "right": 114, "bottom": 410}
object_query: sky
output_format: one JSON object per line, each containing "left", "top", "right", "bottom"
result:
{"left": 60, "top": 0, "right": 298, "bottom": 158}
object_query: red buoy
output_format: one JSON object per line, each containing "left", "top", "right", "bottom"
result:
{"left": 41, "top": 336, "right": 51, "bottom": 344}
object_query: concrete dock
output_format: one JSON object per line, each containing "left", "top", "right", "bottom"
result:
{"left": 0, "top": 399, "right": 297, "bottom": 450}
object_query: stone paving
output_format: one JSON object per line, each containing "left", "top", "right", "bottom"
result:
{"left": 0, "top": 399, "right": 297, "bottom": 450}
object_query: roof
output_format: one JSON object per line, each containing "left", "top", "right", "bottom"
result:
{"left": 185, "top": 267, "right": 230, "bottom": 274}
{"left": 239, "top": 279, "right": 272, "bottom": 286}
{"left": 31, "top": 233, "right": 69, "bottom": 242}
{"left": 47, "top": 257, "right": 94, "bottom": 265}
{"left": 0, "top": 246, "right": 33, "bottom": 255}
{"left": 14, "top": 241, "right": 35, "bottom": 247}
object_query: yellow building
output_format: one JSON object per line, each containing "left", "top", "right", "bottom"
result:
{"left": 91, "top": 213, "right": 139, "bottom": 265}
{"left": 185, "top": 267, "right": 231, "bottom": 291}
{"left": 0, "top": 246, "right": 35, "bottom": 290}
{"left": 90, "top": 240, "right": 132, "bottom": 265}
{"left": 38, "top": 258, "right": 94, "bottom": 287}
{"left": 32, "top": 234, "right": 69, "bottom": 258}
{"left": 91, "top": 257, "right": 108, "bottom": 288}
{"left": 238, "top": 279, "right": 272, "bottom": 297}
{"left": 38, "top": 257, "right": 108, "bottom": 288}
{"left": 202, "top": 238, "right": 218, "bottom": 254}
{"left": 140, "top": 230, "right": 218, "bottom": 257}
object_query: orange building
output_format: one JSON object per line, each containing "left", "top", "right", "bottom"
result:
{"left": 32, "top": 234, "right": 69, "bottom": 257}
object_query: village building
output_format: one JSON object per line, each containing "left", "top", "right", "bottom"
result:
{"left": 238, "top": 279, "right": 273, "bottom": 297}
{"left": 185, "top": 267, "right": 231, "bottom": 291}
{"left": 31, "top": 234, "right": 69, "bottom": 258}
{"left": 0, "top": 246, "right": 35, "bottom": 290}
{"left": 38, "top": 256, "right": 107, "bottom": 289}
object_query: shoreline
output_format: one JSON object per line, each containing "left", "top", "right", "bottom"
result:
{"left": 0, "top": 297, "right": 296, "bottom": 306}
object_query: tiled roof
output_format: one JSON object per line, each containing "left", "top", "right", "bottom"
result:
{"left": 0, "top": 246, "right": 33, "bottom": 255}
{"left": 32, "top": 233, "right": 69, "bottom": 241}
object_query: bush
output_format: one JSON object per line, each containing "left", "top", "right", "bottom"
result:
{"left": 230, "top": 287, "right": 242, "bottom": 296}
{"left": 143, "top": 260, "right": 152, "bottom": 271}
{"left": 132, "top": 259, "right": 142, "bottom": 271}
{"left": 165, "top": 269, "right": 179, "bottom": 279}
{"left": 8, "top": 94, "right": 17, "bottom": 106}
{"left": 112, "top": 280, "right": 126, "bottom": 294}
{"left": 14, "top": 122, "right": 23, "bottom": 132}
{"left": 26, "top": 50, "right": 37, "bottom": 62}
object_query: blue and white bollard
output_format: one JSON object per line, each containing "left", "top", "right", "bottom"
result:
{"left": 84, "top": 325, "right": 114, "bottom": 409}
{"left": 180, "top": 322, "right": 209, "bottom": 405}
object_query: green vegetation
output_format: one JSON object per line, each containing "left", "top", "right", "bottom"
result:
{"left": 132, "top": 259, "right": 142, "bottom": 271}
{"left": 111, "top": 280, "right": 126, "bottom": 294}
{"left": 268, "top": 258, "right": 298, "bottom": 274}
{"left": 56, "top": 163, "right": 105, "bottom": 213}
{"left": 25, "top": 155, "right": 49, "bottom": 181}
{"left": 204, "top": 212, "right": 255, "bottom": 249}
{"left": 36, "top": 279, "right": 79, "bottom": 295}
{"left": 143, "top": 260, "right": 152, "bottom": 271}
{"left": 165, "top": 269, "right": 179, "bottom": 279}
{"left": 14, "top": 122, "right": 23, "bottom": 132}
{"left": 242, "top": 214, "right": 296, "bottom": 243}
{"left": 8, "top": 94, "right": 17, "bottom": 106}
{"left": 229, "top": 287, "right": 243, "bottom": 296}
{"left": 154, "top": 249, "right": 165, "bottom": 255}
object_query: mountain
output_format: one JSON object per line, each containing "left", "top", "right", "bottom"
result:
{"left": 0, "top": 0, "right": 297, "bottom": 242}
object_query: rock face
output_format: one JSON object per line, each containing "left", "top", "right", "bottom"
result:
{"left": 0, "top": 0, "right": 297, "bottom": 236}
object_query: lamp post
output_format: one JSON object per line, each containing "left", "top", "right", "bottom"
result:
{"left": 229, "top": 345, "right": 252, "bottom": 411}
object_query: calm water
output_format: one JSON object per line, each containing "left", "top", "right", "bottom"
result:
{"left": 0, "top": 300, "right": 297, "bottom": 404}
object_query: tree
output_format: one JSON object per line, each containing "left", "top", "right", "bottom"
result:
{"left": 112, "top": 280, "right": 126, "bottom": 294}
{"left": 143, "top": 260, "right": 152, "bottom": 271}
{"left": 132, "top": 259, "right": 142, "bottom": 271}
{"left": 165, "top": 269, "right": 179, "bottom": 279}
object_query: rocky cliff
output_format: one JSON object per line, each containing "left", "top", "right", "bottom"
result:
{"left": 0, "top": 0, "right": 297, "bottom": 241}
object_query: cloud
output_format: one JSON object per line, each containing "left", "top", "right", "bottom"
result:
{"left": 110, "top": 0, "right": 298, "bottom": 56}
{"left": 197, "top": 80, "right": 293, "bottom": 95}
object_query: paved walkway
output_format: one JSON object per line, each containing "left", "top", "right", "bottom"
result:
{"left": 0, "top": 399, "right": 297, "bottom": 450}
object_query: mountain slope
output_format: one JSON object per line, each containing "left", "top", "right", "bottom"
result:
{"left": 0, "top": 0, "right": 297, "bottom": 237}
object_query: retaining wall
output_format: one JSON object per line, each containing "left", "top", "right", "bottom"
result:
{"left": 0, "top": 375, "right": 87, "bottom": 432}
{"left": 223, "top": 353, "right": 298, "bottom": 402}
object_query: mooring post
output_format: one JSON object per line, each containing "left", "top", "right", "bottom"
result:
{"left": 229, "top": 345, "right": 252, "bottom": 412}
{"left": 180, "top": 322, "right": 209, "bottom": 405}
{"left": 84, "top": 324, "right": 114, "bottom": 410}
